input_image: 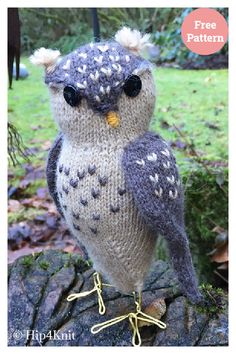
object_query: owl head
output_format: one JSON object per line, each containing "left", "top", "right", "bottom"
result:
{"left": 30, "top": 27, "right": 156, "bottom": 143}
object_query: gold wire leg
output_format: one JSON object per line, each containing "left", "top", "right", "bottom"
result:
{"left": 67, "top": 272, "right": 106, "bottom": 315}
{"left": 91, "top": 291, "right": 167, "bottom": 347}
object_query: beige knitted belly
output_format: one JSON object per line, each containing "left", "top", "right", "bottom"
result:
{"left": 57, "top": 140, "right": 156, "bottom": 293}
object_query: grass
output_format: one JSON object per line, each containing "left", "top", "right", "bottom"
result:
{"left": 8, "top": 58, "right": 57, "bottom": 145}
{"left": 8, "top": 207, "right": 45, "bottom": 224}
{"left": 152, "top": 68, "right": 228, "bottom": 169}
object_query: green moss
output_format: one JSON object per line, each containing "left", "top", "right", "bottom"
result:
{"left": 155, "top": 235, "right": 168, "bottom": 261}
{"left": 25, "top": 178, "right": 47, "bottom": 195}
{"left": 72, "top": 254, "right": 92, "bottom": 272}
{"left": 8, "top": 207, "right": 46, "bottom": 224}
{"left": 60, "top": 252, "right": 77, "bottom": 269}
{"left": 196, "top": 283, "right": 227, "bottom": 315}
{"left": 184, "top": 167, "right": 228, "bottom": 282}
{"left": 155, "top": 164, "right": 228, "bottom": 284}
{"left": 21, "top": 254, "right": 35, "bottom": 267}
{"left": 39, "top": 260, "right": 50, "bottom": 270}
{"left": 184, "top": 169, "right": 228, "bottom": 241}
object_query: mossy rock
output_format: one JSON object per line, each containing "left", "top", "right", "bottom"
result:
{"left": 155, "top": 164, "right": 228, "bottom": 284}
{"left": 8, "top": 250, "right": 228, "bottom": 346}
{"left": 184, "top": 166, "right": 228, "bottom": 283}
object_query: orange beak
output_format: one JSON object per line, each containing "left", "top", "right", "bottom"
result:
{"left": 106, "top": 111, "right": 120, "bottom": 128}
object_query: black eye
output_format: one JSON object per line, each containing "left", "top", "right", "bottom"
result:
{"left": 63, "top": 85, "right": 81, "bottom": 107}
{"left": 123, "top": 75, "right": 142, "bottom": 97}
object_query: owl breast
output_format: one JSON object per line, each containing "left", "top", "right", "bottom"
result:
{"left": 57, "top": 139, "right": 156, "bottom": 293}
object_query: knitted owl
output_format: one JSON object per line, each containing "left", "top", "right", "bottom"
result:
{"left": 31, "top": 27, "right": 202, "bottom": 345}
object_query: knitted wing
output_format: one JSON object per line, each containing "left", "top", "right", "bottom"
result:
{"left": 46, "top": 133, "right": 64, "bottom": 217}
{"left": 122, "top": 131, "right": 202, "bottom": 303}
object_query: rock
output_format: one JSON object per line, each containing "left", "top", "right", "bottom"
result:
{"left": 8, "top": 250, "right": 228, "bottom": 346}
{"left": 13, "top": 63, "right": 29, "bottom": 79}
{"left": 147, "top": 45, "right": 160, "bottom": 61}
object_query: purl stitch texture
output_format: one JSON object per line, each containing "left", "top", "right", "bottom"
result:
{"left": 34, "top": 28, "right": 202, "bottom": 303}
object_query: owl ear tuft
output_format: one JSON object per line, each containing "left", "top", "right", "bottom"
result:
{"left": 115, "top": 27, "right": 152, "bottom": 56}
{"left": 29, "top": 47, "right": 61, "bottom": 73}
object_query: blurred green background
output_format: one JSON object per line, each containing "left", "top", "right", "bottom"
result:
{"left": 20, "top": 8, "right": 228, "bottom": 68}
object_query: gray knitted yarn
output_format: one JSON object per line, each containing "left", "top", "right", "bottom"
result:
{"left": 39, "top": 33, "right": 202, "bottom": 303}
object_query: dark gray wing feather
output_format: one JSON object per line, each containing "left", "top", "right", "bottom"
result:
{"left": 122, "top": 131, "right": 202, "bottom": 303}
{"left": 122, "top": 131, "right": 184, "bottom": 234}
{"left": 46, "top": 133, "right": 64, "bottom": 217}
{"left": 46, "top": 133, "right": 89, "bottom": 260}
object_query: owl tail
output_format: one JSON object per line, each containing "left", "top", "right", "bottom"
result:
{"left": 164, "top": 221, "right": 203, "bottom": 304}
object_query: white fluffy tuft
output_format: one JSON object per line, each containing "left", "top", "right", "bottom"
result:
{"left": 115, "top": 27, "right": 152, "bottom": 55}
{"left": 29, "top": 48, "right": 61, "bottom": 72}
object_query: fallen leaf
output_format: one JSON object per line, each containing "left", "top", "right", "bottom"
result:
{"left": 204, "top": 160, "right": 227, "bottom": 168}
{"left": 138, "top": 298, "right": 166, "bottom": 327}
{"left": 37, "top": 187, "right": 48, "bottom": 199}
{"left": 8, "top": 222, "right": 31, "bottom": 248}
{"left": 8, "top": 199, "right": 23, "bottom": 213}
{"left": 46, "top": 215, "right": 58, "bottom": 229}
{"left": 42, "top": 140, "right": 52, "bottom": 151}
{"left": 19, "top": 166, "right": 45, "bottom": 189}
{"left": 47, "top": 203, "right": 58, "bottom": 214}
{"left": 8, "top": 246, "right": 44, "bottom": 263}
{"left": 211, "top": 243, "right": 228, "bottom": 264}
{"left": 34, "top": 214, "right": 47, "bottom": 223}
{"left": 8, "top": 186, "right": 18, "bottom": 198}
{"left": 63, "top": 245, "right": 76, "bottom": 253}
{"left": 212, "top": 226, "right": 226, "bottom": 234}
{"left": 21, "top": 198, "right": 43, "bottom": 208}
{"left": 217, "top": 262, "right": 228, "bottom": 270}
{"left": 170, "top": 139, "right": 187, "bottom": 150}
{"left": 8, "top": 170, "right": 14, "bottom": 179}
{"left": 215, "top": 232, "right": 228, "bottom": 247}
{"left": 30, "top": 226, "right": 55, "bottom": 243}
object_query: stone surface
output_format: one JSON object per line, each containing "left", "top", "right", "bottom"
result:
{"left": 13, "top": 63, "right": 29, "bottom": 79}
{"left": 8, "top": 250, "right": 228, "bottom": 346}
